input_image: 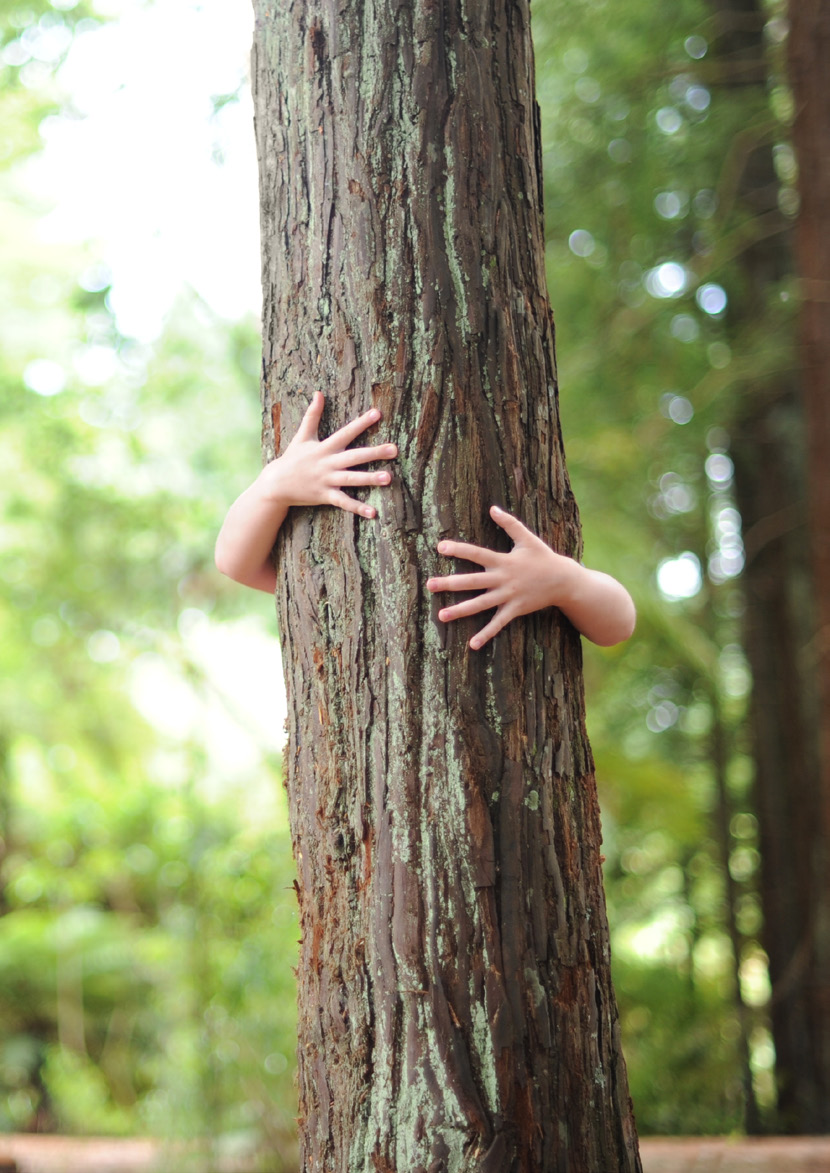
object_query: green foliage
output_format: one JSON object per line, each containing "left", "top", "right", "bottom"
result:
{"left": 616, "top": 958, "right": 746, "bottom": 1134}
{"left": 0, "top": 21, "right": 298, "bottom": 1156}
{"left": 0, "top": 219, "right": 300, "bottom": 1152}
{"left": 0, "top": 763, "right": 300, "bottom": 1144}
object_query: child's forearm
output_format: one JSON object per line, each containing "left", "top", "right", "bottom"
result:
{"left": 214, "top": 468, "right": 287, "bottom": 594}
{"left": 554, "top": 561, "right": 637, "bottom": 648}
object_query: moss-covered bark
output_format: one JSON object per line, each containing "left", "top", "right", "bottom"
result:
{"left": 251, "top": 1, "right": 640, "bottom": 1168}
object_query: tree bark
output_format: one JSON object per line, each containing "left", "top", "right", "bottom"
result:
{"left": 705, "top": 0, "right": 830, "bottom": 1131}
{"left": 251, "top": 2, "right": 640, "bottom": 1169}
{"left": 731, "top": 396, "right": 820, "bottom": 1129}
{"left": 786, "top": 0, "right": 830, "bottom": 1132}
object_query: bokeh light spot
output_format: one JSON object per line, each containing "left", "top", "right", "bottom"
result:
{"left": 24, "top": 358, "right": 66, "bottom": 396}
{"left": 568, "top": 229, "right": 596, "bottom": 257}
{"left": 685, "top": 85, "right": 711, "bottom": 112}
{"left": 656, "top": 106, "right": 683, "bottom": 135}
{"left": 684, "top": 35, "right": 708, "bottom": 59}
{"left": 645, "top": 262, "right": 687, "bottom": 298}
{"left": 657, "top": 552, "right": 702, "bottom": 601}
{"left": 696, "top": 283, "right": 728, "bottom": 315}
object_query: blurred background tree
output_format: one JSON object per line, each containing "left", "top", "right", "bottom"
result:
{"left": 0, "top": 0, "right": 824, "bottom": 1166}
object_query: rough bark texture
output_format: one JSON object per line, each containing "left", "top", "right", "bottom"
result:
{"left": 786, "top": 0, "right": 830, "bottom": 1132}
{"left": 251, "top": 2, "right": 640, "bottom": 1169}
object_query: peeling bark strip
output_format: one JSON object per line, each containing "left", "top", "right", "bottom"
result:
{"left": 251, "top": 2, "right": 640, "bottom": 1170}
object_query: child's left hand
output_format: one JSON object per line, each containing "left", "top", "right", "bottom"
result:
{"left": 427, "top": 506, "right": 578, "bottom": 649}
{"left": 427, "top": 505, "right": 636, "bottom": 649}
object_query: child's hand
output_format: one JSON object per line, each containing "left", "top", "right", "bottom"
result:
{"left": 215, "top": 392, "right": 397, "bottom": 593}
{"left": 427, "top": 505, "right": 636, "bottom": 649}
{"left": 427, "top": 506, "right": 573, "bottom": 649}
{"left": 262, "top": 391, "right": 398, "bottom": 519}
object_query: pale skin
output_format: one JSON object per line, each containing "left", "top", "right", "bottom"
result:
{"left": 215, "top": 392, "right": 397, "bottom": 594}
{"left": 215, "top": 394, "right": 636, "bottom": 648}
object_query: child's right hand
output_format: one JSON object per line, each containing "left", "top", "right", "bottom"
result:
{"left": 261, "top": 391, "right": 398, "bottom": 519}
{"left": 215, "top": 392, "right": 397, "bottom": 592}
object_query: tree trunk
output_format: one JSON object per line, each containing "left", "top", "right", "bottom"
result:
{"left": 251, "top": 2, "right": 640, "bottom": 1169}
{"left": 786, "top": 0, "right": 830, "bottom": 1132}
{"left": 706, "top": 0, "right": 830, "bottom": 1131}
{"left": 731, "top": 395, "right": 820, "bottom": 1129}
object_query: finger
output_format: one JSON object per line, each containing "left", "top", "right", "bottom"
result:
{"left": 437, "top": 591, "right": 505, "bottom": 623}
{"left": 322, "top": 406, "right": 382, "bottom": 451}
{"left": 437, "top": 539, "right": 501, "bottom": 568}
{"left": 489, "top": 504, "right": 535, "bottom": 544}
{"left": 295, "top": 391, "right": 325, "bottom": 441}
{"left": 335, "top": 469, "right": 393, "bottom": 488}
{"left": 426, "top": 572, "right": 494, "bottom": 593}
{"left": 329, "top": 489, "right": 376, "bottom": 519}
{"left": 335, "top": 443, "right": 398, "bottom": 467}
{"left": 469, "top": 606, "right": 514, "bottom": 651}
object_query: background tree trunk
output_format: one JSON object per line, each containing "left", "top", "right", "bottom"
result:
{"left": 251, "top": 2, "right": 640, "bottom": 1168}
{"left": 786, "top": 0, "right": 830, "bottom": 1132}
{"left": 731, "top": 394, "right": 820, "bottom": 1129}
{"left": 707, "top": 0, "right": 829, "bottom": 1131}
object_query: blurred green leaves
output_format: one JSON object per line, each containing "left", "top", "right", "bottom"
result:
{"left": 0, "top": 10, "right": 297, "bottom": 1155}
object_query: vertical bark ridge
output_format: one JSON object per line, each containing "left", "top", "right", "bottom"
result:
{"left": 252, "top": 0, "right": 640, "bottom": 1168}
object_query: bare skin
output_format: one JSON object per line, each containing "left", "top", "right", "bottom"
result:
{"left": 427, "top": 505, "right": 636, "bottom": 649}
{"left": 215, "top": 395, "right": 635, "bottom": 648}
{"left": 214, "top": 392, "right": 398, "bottom": 593}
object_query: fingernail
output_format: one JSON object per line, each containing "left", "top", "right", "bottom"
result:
{"left": 369, "top": 408, "right": 380, "bottom": 421}
{"left": 491, "top": 505, "right": 503, "bottom": 514}
{"left": 364, "top": 507, "right": 375, "bottom": 518}
{"left": 378, "top": 472, "right": 390, "bottom": 483}
{"left": 470, "top": 638, "right": 481, "bottom": 650}
{"left": 426, "top": 579, "right": 434, "bottom": 590}
{"left": 438, "top": 542, "right": 448, "bottom": 554}
{"left": 439, "top": 610, "right": 448, "bottom": 621}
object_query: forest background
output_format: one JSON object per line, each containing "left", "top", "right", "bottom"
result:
{"left": 0, "top": 0, "right": 805, "bottom": 1165}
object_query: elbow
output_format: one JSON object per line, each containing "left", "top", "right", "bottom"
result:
{"left": 593, "top": 598, "right": 637, "bottom": 648}
{"left": 608, "top": 598, "right": 637, "bottom": 647}
{"left": 618, "top": 612, "right": 637, "bottom": 646}
{"left": 214, "top": 538, "right": 239, "bottom": 583}
{"left": 214, "top": 539, "right": 275, "bottom": 594}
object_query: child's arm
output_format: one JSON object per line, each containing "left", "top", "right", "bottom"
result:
{"left": 426, "top": 505, "right": 636, "bottom": 649}
{"left": 215, "top": 392, "right": 398, "bottom": 593}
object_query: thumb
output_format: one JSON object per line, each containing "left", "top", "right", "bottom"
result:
{"left": 490, "top": 504, "right": 534, "bottom": 545}
{"left": 295, "top": 391, "right": 325, "bottom": 440}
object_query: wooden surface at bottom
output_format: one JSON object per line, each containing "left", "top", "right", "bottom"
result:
{"left": 640, "top": 1137, "right": 830, "bottom": 1172}
{"left": 1, "top": 1135, "right": 830, "bottom": 1172}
